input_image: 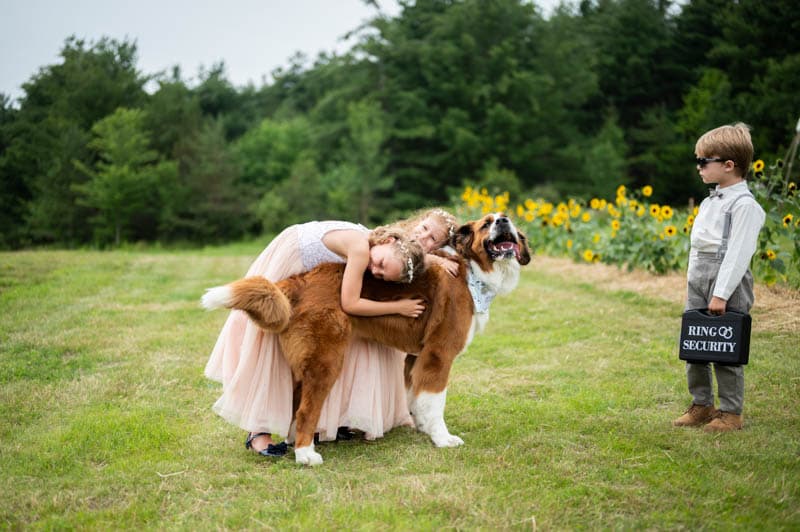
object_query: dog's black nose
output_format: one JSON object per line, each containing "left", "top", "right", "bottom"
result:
{"left": 496, "top": 216, "right": 510, "bottom": 226}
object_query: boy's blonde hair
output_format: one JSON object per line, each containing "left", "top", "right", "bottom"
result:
{"left": 695, "top": 122, "right": 754, "bottom": 178}
{"left": 368, "top": 228, "right": 425, "bottom": 283}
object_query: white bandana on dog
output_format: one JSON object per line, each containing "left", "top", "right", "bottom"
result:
{"left": 467, "top": 266, "right": 497, "bottom": 314}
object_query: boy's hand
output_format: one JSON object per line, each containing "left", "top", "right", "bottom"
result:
{"left": 708, "top": 296, "right": 727, "bottom": 315}
{"left": 397, "top": 298, "right": 426, "bottom": 318}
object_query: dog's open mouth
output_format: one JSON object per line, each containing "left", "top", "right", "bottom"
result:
{"left": 486, "top": 235, "right": 521, "bottom": 261}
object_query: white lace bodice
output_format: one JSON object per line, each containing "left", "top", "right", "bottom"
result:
{"left": 296, "top": 220, "right": 369, "bottom": 271}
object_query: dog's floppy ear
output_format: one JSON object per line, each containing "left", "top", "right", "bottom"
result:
{"left": 451, "top": 223, "right": 474, "bottom": 254}
{"left": 516, "top": 229, "right": 532, "bottom": 265}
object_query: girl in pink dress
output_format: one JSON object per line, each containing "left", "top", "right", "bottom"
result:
{"left": 205, "top": 209, "right": 458, "bottom": 456}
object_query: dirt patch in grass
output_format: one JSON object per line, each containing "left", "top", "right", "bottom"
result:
{"left": 532, "top": 256, "right": 799, "bottom": 333}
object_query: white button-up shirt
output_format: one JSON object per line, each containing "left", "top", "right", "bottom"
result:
{"left": 690, "top": 181, "right": 765, "bottom": 300}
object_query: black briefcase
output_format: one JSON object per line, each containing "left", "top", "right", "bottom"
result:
{"left": 678, "top": 309, "right": 751, "bottom": 365}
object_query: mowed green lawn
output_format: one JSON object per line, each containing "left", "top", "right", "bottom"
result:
{"left": 1, "top": 245, "right": 798, "bottom": 529}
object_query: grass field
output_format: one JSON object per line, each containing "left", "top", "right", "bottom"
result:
{"left": 1, "top": 244, "right": 798, "bottom": 529}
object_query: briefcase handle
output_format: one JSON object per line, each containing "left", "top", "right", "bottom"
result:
{"left": 686, "top": 308, "right": 748, "bottom": 318}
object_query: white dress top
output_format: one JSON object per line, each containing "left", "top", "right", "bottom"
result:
{"left": 297, "top": 220, "right": 369, "bottom": 272}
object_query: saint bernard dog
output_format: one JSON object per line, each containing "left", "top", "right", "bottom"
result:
{"left": 202, "top": 213, "right": 531, "bottom": 465}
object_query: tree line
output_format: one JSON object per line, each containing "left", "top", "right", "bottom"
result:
{"left": 1, "top": 0, "right": 798, "bottom": 248}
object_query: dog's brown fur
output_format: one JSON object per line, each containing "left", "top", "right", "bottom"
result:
{"left": 207, "top": 213, "right": 530, "bottom": 464}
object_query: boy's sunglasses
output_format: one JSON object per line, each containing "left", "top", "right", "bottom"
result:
{"left": 696, "top": 157, "right": 729, "bottom": 167}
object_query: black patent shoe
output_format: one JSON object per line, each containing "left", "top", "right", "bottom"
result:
{"left": 336, "top": 426, "right": 357, "bottom": 441}
{"left": 245, "top": 433, "right": 288, "bottom": 457}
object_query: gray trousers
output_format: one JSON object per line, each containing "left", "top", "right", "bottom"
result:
{"left": 684, "top": 252, "right": 754, "bottom": 414}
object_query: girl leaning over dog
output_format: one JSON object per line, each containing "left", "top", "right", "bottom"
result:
{"left": 204, "top": 209, "right": 458, "bottom": 457}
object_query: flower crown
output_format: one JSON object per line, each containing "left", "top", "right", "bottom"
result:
{"left": 396, "top": 239, "right": 416, "bottom": 282}
{"left": 429, "top": 208, "right": 457, "bottom": 239}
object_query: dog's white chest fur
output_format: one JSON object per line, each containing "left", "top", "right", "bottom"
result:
{"left": 471, "top": 258, "right": 520, "bottom": 297}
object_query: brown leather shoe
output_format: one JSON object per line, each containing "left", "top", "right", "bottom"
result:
{"left": 672, "top": 404, "right": 717, "bottom": 427}
{"left": 703, "top": 411, "right": 744, "bottom": 432}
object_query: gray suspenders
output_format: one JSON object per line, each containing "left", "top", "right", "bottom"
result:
{"left": 715, "top": 192, "right": 755, "bottom": 259}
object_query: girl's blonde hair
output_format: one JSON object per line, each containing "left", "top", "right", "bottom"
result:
{"left": 368, "top": 228, "right": 425, "bottom": 283}
{"left": 383, "top": 208, "right": 459, "bottom": 247}
{"left": 695, "top": 122, "right": 754, "bottom": 178}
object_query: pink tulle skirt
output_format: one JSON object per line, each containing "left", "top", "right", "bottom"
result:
{"left": 204, "top": 226, "right": 413, "bottom": 441}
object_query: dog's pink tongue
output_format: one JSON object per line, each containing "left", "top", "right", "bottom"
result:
{"left": 492, "top": 241, "right": 520, "bottom": 259}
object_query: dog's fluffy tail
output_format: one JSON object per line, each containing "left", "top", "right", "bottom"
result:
{"left": 201, "top": 277, "right": 292, "bottom": 333}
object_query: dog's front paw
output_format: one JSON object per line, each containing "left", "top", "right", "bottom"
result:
{"left": 432, "top": 433, "right": 464, "bottom": 448}
{"left": 294, "top": 445, "right": 324, "bottom": 466}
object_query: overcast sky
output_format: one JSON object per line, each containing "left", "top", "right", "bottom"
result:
{"left": 1, "top": 0, "right": 559, "bottom": 104}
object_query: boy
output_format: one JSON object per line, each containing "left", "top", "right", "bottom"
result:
{"left": 673, "top": 123, "right": 765, "bottom": 432}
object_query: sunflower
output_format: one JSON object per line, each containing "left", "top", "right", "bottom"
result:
{"left": 765, "top": 249, "right": 777, "bottom": 261}
{"left": 660, "top": 205, "right": 673, "bottom": 219}
{"left": 665, "top": 225, "right": 677, "bottom": 237}
{"left": 616, "top": 185, "right": 627, "bottom": 197}
{"left": 611, "top": 220, "right": 621, "bottom": 231}
{"left": 783, "top": 214, "right": 794, "bottom": 227}
{"left": 753, "top": 159, "right": 765, "bottom": 172}
{"left": 649, "top": 204, "right": 660, "bottom": 217}
{"left": 636, "top": 206, "right": 645, "bottom": 217}
{"left": 642, "top": 185, "right": 653, "bottom": 197}
{"left": 687, "top": 214, "right": 695, "bottom": 226}
{"left": 524, "top": 212, "right": 534, "bottom": 223}
{"left": 582, "top": 212, "right": 591, "bottom": 223}
{"left": 593, "top": 233, "right": 601, "bottom": 244}
{"left": 566, "top": 239, "right": 573, "bottom": 249}
{"left": 583, "top": 249, "right": 594, "bottom": 262}
{"left": 788, "top": 182, "right": 796, "bottom": 196}
{"left": 516, "top": 204, "right": 525, "bottom": 217}
{"left": 590, "top": 198, "right": 600, "bottom": 210}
